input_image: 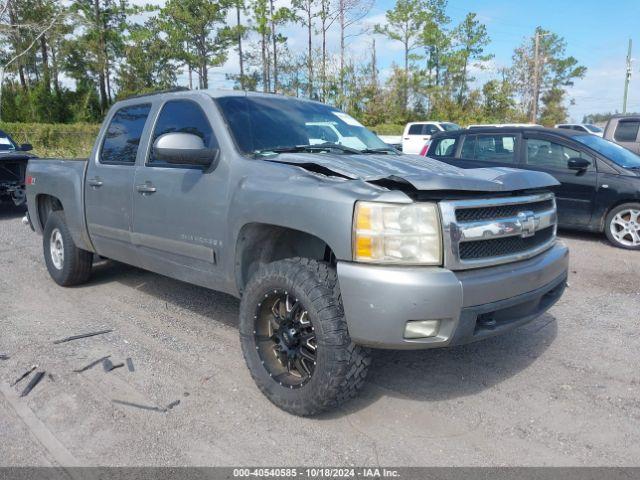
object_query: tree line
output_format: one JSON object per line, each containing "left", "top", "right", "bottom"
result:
{"left": 0, "top": 0, "right": 587, "bottom": 127}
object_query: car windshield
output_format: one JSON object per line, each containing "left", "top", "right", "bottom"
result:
{"left": 441, "top": 122, "right": 461, "bottom": 132}
{"left": 0, "top": 132, "right": 17, "bottom": 151}
{"left": 216, "top": 95, "right": 394, "bottom": 155}
{"left": 575, "top": 135, "right": 640, "bottom": 168}
{"left": 584, "top": 124, "right": 603, "bottom": 133}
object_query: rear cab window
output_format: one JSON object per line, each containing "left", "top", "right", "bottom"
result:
{"left": 614, "top": 120, "right": 640, "bottom": 142}
{"left": 460, "top": 134, "right": 518, "bottom": 164}
{"left": 100, "top": 104, "right": 151, "bottom": 165}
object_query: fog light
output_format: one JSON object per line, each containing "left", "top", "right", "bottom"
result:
{"left": 404, "top": 320, "right": 440, "bottom": 339}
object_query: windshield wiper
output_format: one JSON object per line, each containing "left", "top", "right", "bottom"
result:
{"left": 360, "top": 147, "right": 397, "bottom": 154}
{"left": 255, "top": 143, "right": 363, "bottom": 155}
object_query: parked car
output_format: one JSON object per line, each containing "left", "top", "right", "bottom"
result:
{"left": 25, "top": 90, "right": 567, "bottom": 415}
{"left": 304, "top": 121, "right": 367, "bottom": 150}
{"left": 425, "top": 126, "right": 640, "bottom": 249}
{"left": 468, "top": 123, "right": 543, "bottom": 129}
{"left": 555, "top": 123, "right": 604, "bottom": 137}
{"left": 603, "top": 115, "right": 640, "bottom": 154}
{"left": 0, "top": 129, "right": 34, "bottom": 207}
{"left": 376, "top": 134, "right": 403, "bottom": 151}
{"left": 402, "top": 121, "right": 460, "bottom": 154}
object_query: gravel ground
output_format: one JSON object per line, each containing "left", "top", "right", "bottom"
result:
{"left": 0, "top": 204, "right": 639, "bottom": 467}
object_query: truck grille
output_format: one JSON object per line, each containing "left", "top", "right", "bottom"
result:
{"left": 459, "top": 226, "right": 555, "bottom": 260}
{"left": 455, "top": 199, "right": 554, "bottom": 223}
{"left": 439, "top": 193, "right": 557, "bottom": 270}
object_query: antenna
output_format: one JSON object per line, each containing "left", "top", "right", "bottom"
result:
{"left": 623, "top": 39, "right": 632, "bottom": 114}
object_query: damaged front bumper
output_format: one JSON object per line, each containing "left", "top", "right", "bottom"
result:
{"left": 337, "top": 242, "right": 568, "bottom": 349}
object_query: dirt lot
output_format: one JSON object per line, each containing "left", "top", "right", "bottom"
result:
{"left": 1, "top": 204, "right": 639, "bottom": 467}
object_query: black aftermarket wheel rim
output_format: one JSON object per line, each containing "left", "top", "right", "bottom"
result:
{"left": 254, "top": 289, "right": 317, "bottom": 389}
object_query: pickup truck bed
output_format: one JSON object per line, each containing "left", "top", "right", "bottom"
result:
{"left": 27, "top": 158, "right": 92, "bottom": 251}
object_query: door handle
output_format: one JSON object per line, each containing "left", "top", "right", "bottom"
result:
{"left": 87, "top": 178, "right": 103, "bottom": 188}
{"left": 136, "top": 183, "right": 157, "bottom": 194}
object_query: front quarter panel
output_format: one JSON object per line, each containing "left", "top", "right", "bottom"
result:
{"left": 223, "top": 158, "right": 410, "bottom": 288}
{"left": 593, "top": 172, "right": 640, "bottom": 230}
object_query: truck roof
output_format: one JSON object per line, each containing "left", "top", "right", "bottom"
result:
{"left": 122, "top": 88, "right": 325, "bottom": 104}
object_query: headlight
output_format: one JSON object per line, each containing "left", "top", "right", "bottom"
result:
{"left": 353, "top": 201, "right": 442, "bottom": 265}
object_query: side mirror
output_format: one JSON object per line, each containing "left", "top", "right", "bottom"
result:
{"left": 20, "top": 143, "right": 33, "bottom": 152}
{"left": 153, "top": 132, "right": 218, "bottom": 168}
{"left": 567, "top": 157, "right": 590, "bottom": 171}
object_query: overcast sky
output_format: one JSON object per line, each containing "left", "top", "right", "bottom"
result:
{"left": 131, "top": 0, "right": 639, "bottom": 122}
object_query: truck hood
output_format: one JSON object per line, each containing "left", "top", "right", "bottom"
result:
{"left": 267, "top": 153, "right": 559, "bottom": 192}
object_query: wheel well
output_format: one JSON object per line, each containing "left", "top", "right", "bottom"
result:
{"left": 599, "top": 199, "right": 640, "bottom": 231}
{"left": 235, "top": 223, "right": 336, "bottom": 294}
{"left": 36, "top": 194, "right": 63, "bottom": 230}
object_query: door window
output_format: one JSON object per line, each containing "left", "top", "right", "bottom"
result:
{"left": 408, "top": 124, "right": 438, "bottom": 135}
{"left": 525, "top": 138, "right": 594, "bottom": 171}
{"left": 408, "top": 124, "right": 423, "bottom": 135}
{"left": 614, "top": 120, "right": 640, "bottom": 142}
{"left": 149, "top": 100, "right": 216, "bottom": 166}
{"left": 460, "top": 134, "right": 517, "bottom": 164}
{"left": 430, "top": 137, "right": 458, "bottom": 157}
{"left": 100, "top": 104, "right": 151, "bottom": 164}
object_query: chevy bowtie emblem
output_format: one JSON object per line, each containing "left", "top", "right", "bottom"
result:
{"left": 517, "top": 211, "right": 539, "bottom": 238}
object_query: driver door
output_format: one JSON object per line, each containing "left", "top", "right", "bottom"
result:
{"left": 131, "top": 97, "right": 227, "bottom": 286}
{"left": 523, "top": 135, "right": 598, "bottom": 227}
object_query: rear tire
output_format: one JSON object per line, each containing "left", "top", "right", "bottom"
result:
{"left": 604, "top": 203, "right": 640, "bottom": 250}
{"left": 43, "top": 211, "right": 93, "bottom": 286}
{"left": 239, "top": 258, "right": 371, "bottom": 416}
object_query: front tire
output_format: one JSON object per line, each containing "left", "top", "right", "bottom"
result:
{"left": 239, "top": 258, "right": 371, "bottom": 416}
{"left": 43, "top": 211, "right": 93, "bottom": 286}
{"left": 604, "top": 203, "right": 640, "bottom": 250}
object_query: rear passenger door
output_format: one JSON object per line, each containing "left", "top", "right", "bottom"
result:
{"left": 85, "top": 103, "right": 151, "bottom": 264}
{"left": 523, "top": 135, "right": 597, "bottom": 227}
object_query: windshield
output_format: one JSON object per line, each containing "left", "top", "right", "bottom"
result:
{"left": 584, "top": 124, "right": 603, "bottom": 133}
{"left": 441, "top": 122, "right": 461, "bottom": 132}
{"left": 0, "top": 131, "right": 17, "bottom": 151}
{"left": 216, "top": 95, "right": 393, "bottom": 155}
{"left": 575, "top": 135, "right": 640, "bottom": 168}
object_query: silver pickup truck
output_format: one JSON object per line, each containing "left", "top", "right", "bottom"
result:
{"left": 25, "top": 89, "right": 569, "bottom": 415}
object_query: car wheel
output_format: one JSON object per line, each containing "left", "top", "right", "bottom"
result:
{"left": 43, "top": 211, "right": 93, "bottom": 286}
{"left": 239, "top": 258, "right": 371, "bottom": 416}
{"left": 604, "top": 203, "right": 640, "bottom": 250}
